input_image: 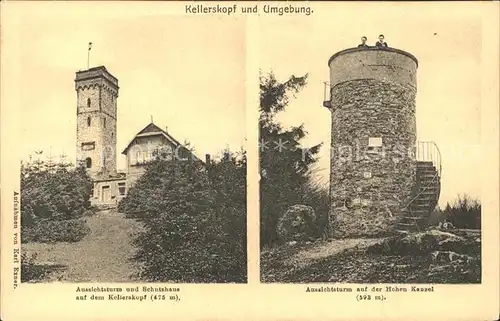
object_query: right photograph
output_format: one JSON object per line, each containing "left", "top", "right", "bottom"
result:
{"left": 259, "top": 15, "right": 482, "bottom": 284}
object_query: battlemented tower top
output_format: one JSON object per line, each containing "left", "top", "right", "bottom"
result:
{"left": 75, "top": 66, "right": 119, "bottom": 92}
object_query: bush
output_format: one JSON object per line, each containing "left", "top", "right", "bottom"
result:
{"left": 443, "top": 195, "right": 481, "bottom": 229}
{"left": 21, "top": 158, "right": 94, "bottom": 226}
{"left": 22, "top": 219, "right": 90, "bottom": 243}
{"left": 119, "top": 150, "right": 247, "bottom": 283}
{"left": 21, "top": 252, "right": 45, "bottom": 282}
{"left": 302, "top": 178, "right": 330, "bottom": 238}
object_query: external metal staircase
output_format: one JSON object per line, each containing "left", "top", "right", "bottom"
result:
{"left": 322, "top": 81, "right": 442, "bottom": 233}
{"left": 397, "top": 141, "right": 442, "bottom": 233}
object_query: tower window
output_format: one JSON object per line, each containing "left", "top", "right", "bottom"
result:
{"left": 87, "top": 117, "right": 91, "bottom": 126}
{"left": 103, "top": 117, "right": 106, "bottom": 128}
{"left": 87, "top": 98, "right": 91, "bottom": 108}
{"left": 86, "top": 157, "right": 92, "bottom": 168}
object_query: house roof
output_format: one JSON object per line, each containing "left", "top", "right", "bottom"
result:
{"left": 121, "top": 122, "right": 203, "bottom": 163}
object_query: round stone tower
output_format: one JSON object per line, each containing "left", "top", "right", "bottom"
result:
{"left": 324, "top": 47, "right": 418, "bottom": 238}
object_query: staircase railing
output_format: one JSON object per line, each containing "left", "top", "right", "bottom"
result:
{"left": 416, "top": 140, "right": 442, "bottom": 178}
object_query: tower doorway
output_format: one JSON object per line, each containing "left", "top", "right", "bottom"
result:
{"left": 101, "top": 185, "right": 111, "bottom": 203}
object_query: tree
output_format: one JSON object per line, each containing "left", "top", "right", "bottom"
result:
{"left": 207, "top": 149, "right": 247, "bottom": 280}
{"left": 21, "top": 156, "right": 93, "bottom": 226}
{"left": 20, "top": 155, "right": 93, "bottom": 244}
{"left": 259, "top": 72, "right": 323, "bottom": 246}
{"left": 120, "top": 147, "right": 247, "bottom": 283}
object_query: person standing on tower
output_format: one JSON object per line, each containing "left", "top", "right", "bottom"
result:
{"left": 358, "top": 36, "right": 369, "bottom": 48}
{"left": 375, "top": 34, "right": 388, "bottom": 48}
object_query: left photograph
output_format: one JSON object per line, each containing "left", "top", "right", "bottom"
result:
{"left": 14, "top": 11, "right": 247, "bottom": 283}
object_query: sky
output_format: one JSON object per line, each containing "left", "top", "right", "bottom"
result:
{"left": 2, "top": 3, "right": 246, "bottom": 170}
{"left": 257, "top": 4, "right": 484, "bottom": 207}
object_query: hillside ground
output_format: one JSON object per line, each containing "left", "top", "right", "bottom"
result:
{"left": 261, "top": 229, "right": 481, "bottom": 283}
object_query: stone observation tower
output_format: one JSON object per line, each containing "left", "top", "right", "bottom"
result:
{"left": 323, "top": 46, "right": 441, "bottom": 237}
{"left": 75, "top": 66, "right": 119, "bottom": 180}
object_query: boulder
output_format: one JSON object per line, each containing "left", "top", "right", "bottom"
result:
{"left": 277, "top": 204, "right": 318, "bottom": 242}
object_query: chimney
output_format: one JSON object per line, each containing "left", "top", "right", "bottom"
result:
{"left": 165, "top": 126, "right": 168, "bottom": 133}
{"left": 205, "top": 154, "right": 211, "bottom": 165}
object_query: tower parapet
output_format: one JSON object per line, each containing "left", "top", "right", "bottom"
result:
{"left": 75, "top": 66, "right": 119, "bottom": 93}
{"left": 327, "top": 47, "right": 418, "bottom": 98}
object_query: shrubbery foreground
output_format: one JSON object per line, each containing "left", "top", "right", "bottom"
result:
{"left": 118, "top": 150, "right": 247, "bottom": 283}
{"left": 20, "top": 157, "right": 95, "bottom": 282}
{"left": 21, "top": 158, "right": 94, "bottom": 243}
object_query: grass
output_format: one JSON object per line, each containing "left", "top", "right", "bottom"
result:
{"left": 22, "top": 209, "right": 144, "bottom": 283}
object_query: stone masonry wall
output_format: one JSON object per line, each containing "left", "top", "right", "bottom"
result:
{"left": 76, "top": 81, "right": 118, "bottom": 179}
{"left": 76, "top": 85, "right": 104, "bottom": 179}
{"left": 329, "top": 79, "right": 417, "bottom": 238}
{"left": 99, "top": 86, "right": 117, "bottom": 177}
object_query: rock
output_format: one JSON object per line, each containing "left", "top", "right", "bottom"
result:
{"left": 287, "top": 241, "right": 298, "bottom": 246}
{"left": 430, "top": 251, "right": 474, "bottom": 263}
{"left": 365, "top": 229, "right": 476, "bottom": 255}
{"left": 277, "top": 204, "right": 318, "bottom": 242}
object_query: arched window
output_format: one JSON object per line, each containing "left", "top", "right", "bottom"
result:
{"left": 87, "top": 117, "right": 91, "bottom": 126}
{"left": 86, "top": 157, "right": 92, "bottom": 168}
{"left": 87, "top": 98, "right": 91, "bottom": 108}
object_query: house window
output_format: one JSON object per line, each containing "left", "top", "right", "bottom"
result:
{"left": 87, "top": 98, "right": 91, "bottom": 108}
{"left": 82, "top": 142, "right": 95, "bottom": 151}
{"left": 86, "top": 157, "right": 92, "bottom": 168}
{"left": 147, "top": 150, "right": 154, "bottom": 161}
{"left": 118, "top": 182, "right": 126, "bottom": 196}
{"left": 87, "top": 117, "right": 91, "bottom": 126}
{"left": 134, "top": 150, "right": 155, "bottom": 164}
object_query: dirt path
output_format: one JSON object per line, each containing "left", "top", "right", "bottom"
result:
{"left": 22, "top": 210, "right": 144, "bottom": 282}
{"left": 285, "top": 238, "right": 383, "bottom": 269}
{"left": 261, "top": 238, "right": 386, "bottom": 282}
